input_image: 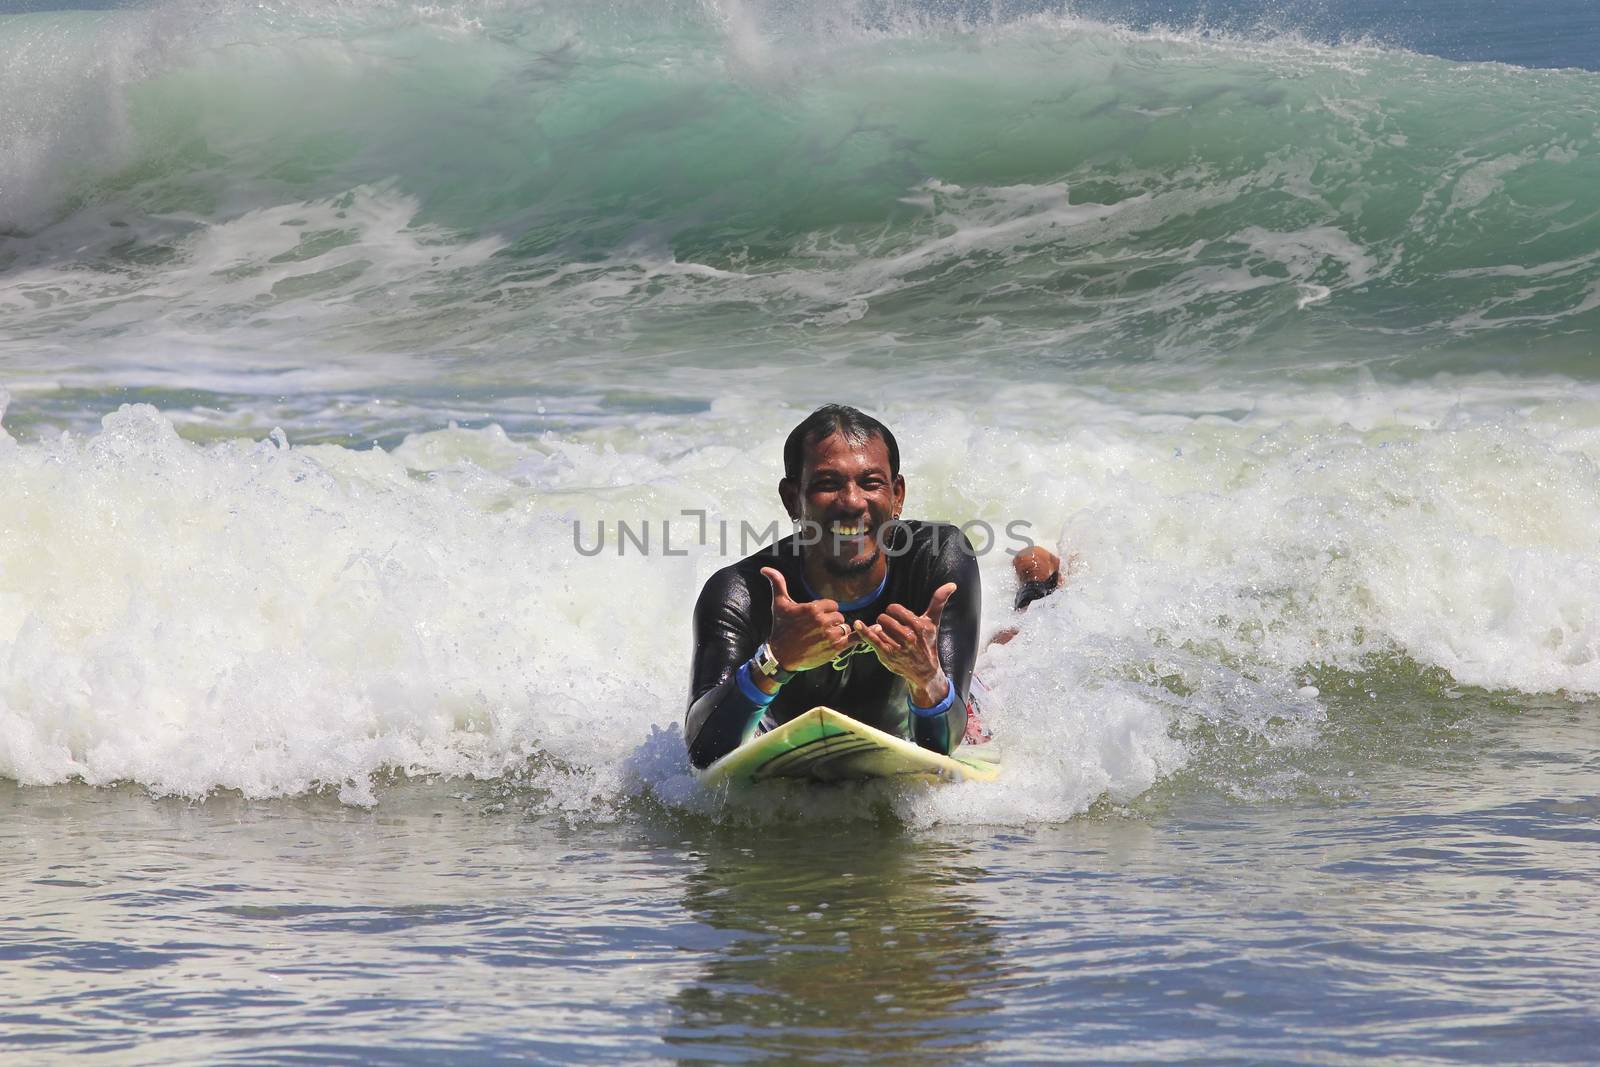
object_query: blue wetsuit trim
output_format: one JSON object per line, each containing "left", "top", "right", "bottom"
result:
{"left": 907, "top": 681, "right": 956, "bottom": 719}
{"left": 800, "top": 568, "right": 889, "bottom": 612}
{"left": 734, "top": 662, "right": 778, "bottom": 707}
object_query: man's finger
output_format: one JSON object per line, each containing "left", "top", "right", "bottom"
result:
{"left": 924, "top": 582, "right": 957, "bottom": 627}
{"left": 857, "top": 621, "right": 902, "bottom": 653}
{"left": 876, "top": 612, "right": 918, "bottom": 647}
{"left": 884, "top": 603, "right": 923, "bottom": 629}
{"left": 760, "top": 567, "right": 792, "bottom": 607}
{"left": 870, "top": 625, "right": 903, "bottom": 653}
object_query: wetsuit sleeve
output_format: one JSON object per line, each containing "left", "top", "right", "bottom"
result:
{"left": 685, "top": 567, "right": 770, "bottom": 769}
{"left": 910, "top": 530, "right": 981, "bottom": 755}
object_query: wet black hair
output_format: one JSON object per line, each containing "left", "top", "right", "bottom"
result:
{"left": 782, "top": 404, "right": 900, "bottom": 482}
{"left": 1014, "top": 572, "right": 1061, "bottom": 612}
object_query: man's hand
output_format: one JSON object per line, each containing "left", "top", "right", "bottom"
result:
{"left": 761, "top": 567, "right": 853, "bottom": 673}
{"left": 855, "top": 582, "right": 957, "bottom": 708}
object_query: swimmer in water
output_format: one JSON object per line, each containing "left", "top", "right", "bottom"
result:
{"left": 963, "top": 544, "right": 1069, "bottom": 744}
{"left": 684, "top": 405, "right": 982, "bottom": 769}
{"left": 990, "top": 544, "right": 1067, "bottom": 647}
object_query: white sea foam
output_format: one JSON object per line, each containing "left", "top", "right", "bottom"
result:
{"left": 2, "top": 383, "right": 1598, "bottom": 819}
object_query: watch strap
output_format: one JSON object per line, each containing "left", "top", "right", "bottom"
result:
{"left": 754, "top": 642, "right": 796, "bottom": 683}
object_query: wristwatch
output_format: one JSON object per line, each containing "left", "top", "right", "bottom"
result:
{"left": 752, "top": 642, "right": 796, "bottom": 684}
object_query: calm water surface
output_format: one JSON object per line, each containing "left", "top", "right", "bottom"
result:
{"left": 6, "top": 695, "right": 1596, "bottom": 1063}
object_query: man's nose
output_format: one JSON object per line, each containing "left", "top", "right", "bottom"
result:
{"left": 836, "top": 481, "right": 865, "bottom": 511}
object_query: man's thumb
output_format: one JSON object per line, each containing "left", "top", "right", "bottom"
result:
{"left": 760, "top": 566, "right": 791, "bottom": 604}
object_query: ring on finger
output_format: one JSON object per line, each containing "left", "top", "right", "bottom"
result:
{"left": 838, "top": 622, "right": 852, "bottom": 641}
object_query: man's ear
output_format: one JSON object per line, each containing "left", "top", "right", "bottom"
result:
{"left": 778, "top": 477, "right": 800, "bottom": 520}
{"left": 892, "top": 473, "right": 906, "bottom": 517}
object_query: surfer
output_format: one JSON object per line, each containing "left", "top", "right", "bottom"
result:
{"left": 989, "top": 544, "right": 1067, "bottom": 647}
{"left": 963, "top": 544, "right": 1068, "bottom": 744}
{"left": 685, "top": 405, "right": 981, "bottom": 769}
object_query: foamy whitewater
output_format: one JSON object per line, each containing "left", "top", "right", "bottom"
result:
{"left": 3, "top": 378, "right": 1598, "bottom": 824}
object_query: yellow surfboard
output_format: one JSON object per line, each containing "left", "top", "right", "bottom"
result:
{"left": 696, "top": 706, "right": 1000, "bottom": 788}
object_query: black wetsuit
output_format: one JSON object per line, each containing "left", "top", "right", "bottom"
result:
{"left": 686, "top": 520, "right": 980, "bottom": 769}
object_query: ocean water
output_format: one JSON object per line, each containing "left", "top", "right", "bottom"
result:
{"left": 2, "top": 0, "right": 1599, "bottom": 1061}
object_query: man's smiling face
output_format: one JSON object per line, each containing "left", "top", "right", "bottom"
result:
{"left": 783, "top": 431, "right": 906, "bottom": 579}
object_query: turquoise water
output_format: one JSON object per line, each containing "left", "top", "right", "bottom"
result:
{"left": 2, "top": 1, "right": 1599, "bottom": 1061}
{"left": 5, "top": 0, "right": 1600, "bottom": 443}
